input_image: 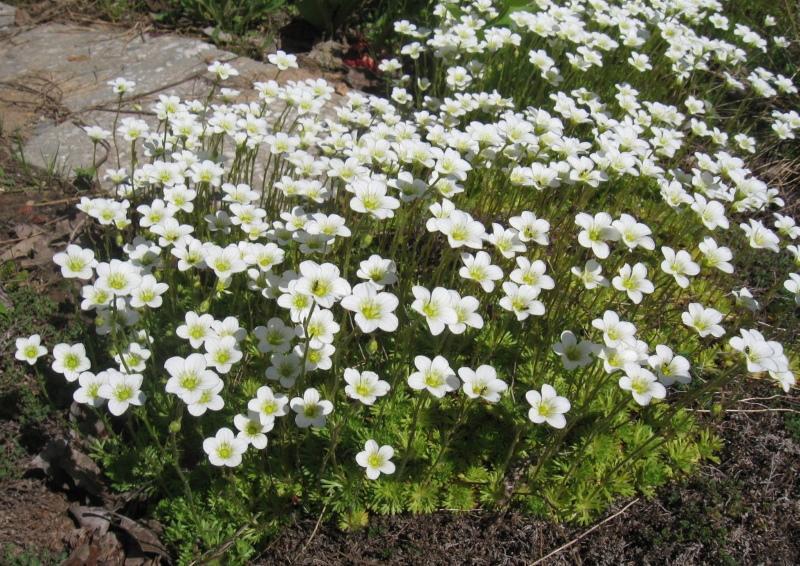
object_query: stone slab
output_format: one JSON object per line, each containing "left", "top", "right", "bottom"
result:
{"left": 0, "top": 2, "right": 14, "bottom": 31}
{"left": 0, "top": 23, "right": 350, "bottom": 177}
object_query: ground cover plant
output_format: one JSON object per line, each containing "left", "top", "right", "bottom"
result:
{"left": 10, "top": 0, "right": 800, "bottom": 561}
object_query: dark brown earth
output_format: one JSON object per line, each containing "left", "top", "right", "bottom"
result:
{"left": 265, "top": 381, "right": 800, "bottom": 565}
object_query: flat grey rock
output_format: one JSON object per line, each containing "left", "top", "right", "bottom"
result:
{"left": 0, "top": 23, "right": 351, "bottom": 177}
{"left": 0, "top": 2, "right": 14, "bottom": 31}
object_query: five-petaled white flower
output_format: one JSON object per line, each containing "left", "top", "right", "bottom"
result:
{"left": 526, "top": 385, "right": 570, "bottom": 428}
{"left": 341, "top": 283, "right": 399, "bottom": 333}
{"left": 98, "top": 369, "right": 146, "bottom": 416}
{"left": 552, "top": 331, "right": 596, "bottom": 370}
{"left": 411, "top": 285, "right": 458, "bottom": 335}
{"left": 344, "top": 368, "right": 391, "bottom": 405}
{"left": 458, "top": 365, "right": 507, "bottom": 403}
{"left": 53, "top": 245, "right": 96, "bottom": 279}
{"left": 619, "top": 364, "right": 667, "bottom": 406}
{"left": 52, "top": 343, "right": 91, "bottom": 381}
{"left": 203, "top": 427, "right": 247, "bottom": 467}
{"left": 407, "top": 355, "right": 459, "bottom": 398}
{"left": 356, "top": 440, "right": 395, "bottom": 479}
{"left": 290, "top": 388, "right": 333, "bottom": 428}
{"left": 15, "top": 334, "right": 47, "bottom": 365}
{"left": 681, "top": 303, "right": 725, "bottom": 338}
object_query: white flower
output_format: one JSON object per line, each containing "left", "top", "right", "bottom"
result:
{"left": 49, "top": 343, "right": 90, "bottom": 381}
{"left": 438, "top": 210, "right": 485, "bottom": 249}
{"left": 265, "top": 353, "right": 302, "bottom": 387}
{"left": 299, "top": 308, "right": 340, "bottom": 346}
{"left": 784, "top": 273, "right": 800, "bottom": 304}
{"left": 732, "top": 287, "right": 760, "bottom": 312}
{"left": 176, "top": 311, "right": 215, "bottom": 348}
{"left": 526, "top": 385, "right": 570, "bottom": 428}
{"left": 571, "top": 259, "right": 608, "bottom": 289}
{"left": 254, "top": 318, "right": 295, "bottom": 354}
{"left": 407, "top": 355, "right": 459, "bottom": 398}
{"left": 499, "top": 282, "right": 545, "bottom": 320}
{"left": 356, "top": 440, "right": 395, "bottom": 480}
{"left": 612, "top": 214, "right": 654, "bottom": 250}
{"left": 268, "top": 50, "right": 299, "bottom": 71}
{"left": 349, "top": 178, "right": 400, "bottom": 219}
{"left": 681, "top": 303, "right": 725, "bottom": 338}
{"left": 660, "top": 247, "right": 700, "bottom": 288}
{"left": 510, "top": 258, "right": 554, "bottom": 292}
{"left": 108, "top": 77, "right": 135, "bottom": 94}
{"left": 341, "top": 283, "right": 399, "bottom": 333}
{"left": 575, "top": 212, "right": 619, "bottom": 259}
{"left": 740, "top": 219, "right": 780, "bottom": 252}
{"left": 510, "top": 211, "right": 550, "bottom": 245}
{"left": 592, "top": 311, "right": 636, "bottom": 348}
{"left": 648, "top": 345, "right": 691, "bottom": 385}
{"left": 53, "top": 245, "right": 96, "bottom": 279}
{"left": 552, "top": 331, "right": 596, "bottom": 370}
{"left": 203, "top": 427, "right": 247, "bottom": 467}
{"left": 619, "top": 364, "right": 667, "bottom": 406}
{"left": 204, "top": 335, "right": 243, "bottom": 374}
{"left": 691, "top": 195, "right": 729, "bottom": 231}
{"left": 129, "top": 274, "right": 169, "bottom": 308}
{"left": 356, "top": 255, "right": 398, "bottom": 289}
{"left": 411, "top": 286, "right": 458, "bottom": 335}
{"left": 248, "top": 386, "right": 289, "bottom": 422}
{"left": 72, "top": 371, "right": 107, "bottom": 407}
{"left": 204, "top": 245, "right": 247, "bottom": 279}
{"left": 164, "top": 354, "right": 221, "bottom": 404}
{"left": 296, "top": 261, "right": 351, "bottom": 308}
{"left": 208, "top": 61, "right": 239, "bottom": 80}
{"left": 187, "top": 380, "right": 225, "bottom": 416}
{"left": 290, "top": 388, "right": 333, "bottom": 428}
{"left": 459, "top": 251, "right": 503, "bottom": 292}
{"left": 448, "top": 292, "right": 483, "bottom": 334}
{"left": 612, "top": 263, "right": 654, "bottom": 304}
{"left": 98, "top": 369, "right": 146, "bottom": 416}
{"left": 729, "top": 329, "right": 784, "bottom": 373}
{"left": 234, "top": 412, "right": 272, "bottom": 450}
{"left": 15, "top": 334, "right": 47, "bottom": 365}
{"left": 458, "top": 365, "right": 507, "bottom": 403}
{"left": 485, "top": 223, "right": 526, "bottom": 258}
{"left": 95, "top": 260, "right": 142, "bottom": 297}
{"left": 698, "top": 237, "right": 734, "bottom": 274}
{"left": 114, "top": 342, "right": 150, "bottom": 374}
{"left": 344, "top": 368, "right": 390, "bottom": 405}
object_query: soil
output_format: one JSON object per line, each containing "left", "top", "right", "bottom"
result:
{"left": 265, "top": 381, "right": 800, "bottom": 565}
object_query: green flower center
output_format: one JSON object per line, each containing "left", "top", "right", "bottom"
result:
{"left": 64, "top": 353, "right": 80, "bottom": 370}
{"left": 216, "top": 442, "right": 233, "bottom": 459}
{"left": 66, "top": 257, "right": 86, "bottom": 272}
{"left": 179, "top": 372, "right": 200, "bottom": 391}
{"left": 360, "top": 300, "right": 381, "bottom": 320}
{"left": 115, "top": 384, "right": 134, "bottom": 401}
{"left": 421, "top": 302, "right": 439, "bottom": 318}
{"left": 424, "top": 371, "right": 444, "bottom": 388}
{"left": 107, "top": 273, "right": 127, "bottom": 290}
{"left": 24, "top": 345, "right": 39, "bottom": 358}
{"left": 367, "top": 453, "right": 384, "bottom": 468}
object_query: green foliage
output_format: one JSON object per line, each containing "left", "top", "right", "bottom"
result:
{"left": 165, "top": 0, "right": 286, "bottom": 35}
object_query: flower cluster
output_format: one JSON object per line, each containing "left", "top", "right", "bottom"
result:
{"left": 14, "top": 0, "right": 798, "bottom": 538}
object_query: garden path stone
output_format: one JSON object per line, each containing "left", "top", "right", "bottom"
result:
{"left": 0, "top": 22, "right": 349, "bottom": 177}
